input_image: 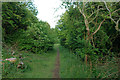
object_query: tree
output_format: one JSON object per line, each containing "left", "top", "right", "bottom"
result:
{"left": 57, "top": 1, "right": 120, "bottom": 65}
{"left": 2, "top": 2, "right": 55, "bottom": 54}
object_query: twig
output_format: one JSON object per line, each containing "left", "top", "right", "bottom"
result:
{"left": 88, "top": 6, "right": 102, "bottom": 21}
{"left": 101, "top": 67, "right": 115, "bottom": 78}
{"left": 104, "top": 1, "right": 116, "bottom": 24}
{"left": 112, "top": 8, "right": 120, "bottom": 15}
{"left": 92, "top": 19, "right": 105, "bottom": 35}
{"left": 101, "top": 71, "right": 118, "bottom": 79}
{"left": 103, "top": 1, "right": 120, "bottom": 31}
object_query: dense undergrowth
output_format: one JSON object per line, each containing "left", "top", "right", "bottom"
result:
{"left": 2, "top": 44, "right": 31, "bottom": 78}
{"left": 56, "top": 2, "right": 119, "bottom": 78}
{"left": 2, "top": 2, "right": 58, "bottom": 54}
{"left": 2, "top": 44, "right": 58, "bottom": 78}
{"left": 59, "top": 45, "right": 118, "bottom": 78}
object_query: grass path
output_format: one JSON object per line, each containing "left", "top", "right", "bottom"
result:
{"left": 19, "top": 44, "right": 90, "bottom": 78}
{"left": 3, "top": 44, "right": 118, "bottom": 78}
{"left": 16, "top": 44, "right": 59, "bottom": 78}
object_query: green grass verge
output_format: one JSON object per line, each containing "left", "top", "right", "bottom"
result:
{"left": 59, "top": 45, "right": 92, "bottom": 78}
{"left": 2, "top": 44, "right": 58, "bottom": 78}
{"left": 2, "top": 44, "right": 118, "bottom": 78}
{"left": 59, "top": 45, "right": 118, "bottom": 78}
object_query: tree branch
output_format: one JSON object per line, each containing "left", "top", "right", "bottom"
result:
{"left": 112, "top": 8, "right": 120, "bottom": 14}
{"left": 88, "top": 8, "right": 99, "bottom": 24}
{"left": 103, "top": 1, "right": 116, "bottom": 24}
{"left": 88, "top": 6, "right": 102, "bottom": 19}
{"left": 78, "top": 4, "right": 90, "bottom": 35}
{"left": 104, "top": 1, "right": 120, "bottom": 31}
{"left": 115, "top": 18, "right": 120, "bottom": 31}
{"left": 92, "top": 19, "right": 105, "bottom": 35}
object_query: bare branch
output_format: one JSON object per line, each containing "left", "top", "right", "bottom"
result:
{"left": 104, "top": 1, "right": 120, "bottom": 31}
{"left": 92, "top": 19, "right": 105, "bottom": 35}
{"left": 78, "top": 6, "right": 86, "bottom": 19}
{"left": 115, "top": 18, "right": 120, "bottom": 31}
{"left": 104, "top": 1, "right": 116, "bottom": 24}
{"left": 88, "top": 6, "right": 102, "bottom": 19}
{"left": 82, "top": 1, "right": 85, "bottom": 12}
{"left": 88, "top": 10, "right": 98, "bottom": 19}
{"left": 102, "top": 71, "right": 119, "bottom": 78}
{"left": 85, "top": 1, "right": 88, "bottom": 5}
{"left": 88, "top": 9, "right": 99, "bottom": 23}
{"left": 78, "top": 5, "right": 90, "bottom": 32}
{"left": 112, "top": 8, "right": 120, "bottom": 14}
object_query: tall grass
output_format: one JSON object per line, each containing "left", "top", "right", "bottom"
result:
{"left": 59, "top": 45, "right": 92, "bottom": 78}
{"left": 59, "top": 45, "right": 119, "bottom": 78}
{"left": 93, "top": 55, "right": 119, "bottom": 78}
{"left": 2, "top": 44, "right": 58, "bottom": 78}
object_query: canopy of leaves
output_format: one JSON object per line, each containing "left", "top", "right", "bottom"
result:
{"left": 2, "top": 2, "right": 55, "bottom": 54}
{"left": 56, "top": 2, "right": 120, "bottom": 61}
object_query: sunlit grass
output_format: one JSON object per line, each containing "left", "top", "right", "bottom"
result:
{"left": 2, "top": 44, "right": 58, "bottom": 78}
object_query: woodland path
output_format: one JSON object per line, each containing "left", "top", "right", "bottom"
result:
{"left": 15, "top": 44, "right": 60, "bottom": 78}
{"left": 53, "top": 48, "right": 60, "bottom": 78}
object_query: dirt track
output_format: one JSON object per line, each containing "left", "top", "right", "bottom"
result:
{"left": 53, "top": 48, "right": 60, "bottom": 78}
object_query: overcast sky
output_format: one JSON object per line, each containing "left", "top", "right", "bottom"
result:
{"left": 33, "top": 0, "right": 66, "bottom": 28}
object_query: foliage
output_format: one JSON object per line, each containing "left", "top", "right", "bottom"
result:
{"left": 2, "top": 2, "right": 55, "bottom": 54}
{"left": 2, "top": 44, "right": 58, "bottom": 78}
{"left": 2, "top": 1, "right": 119, "bottom": 78}
{"left": 18, "top": 21, "right": 54, "bottom": 53}
{"left": 56, "top": 2, "right": 120, "bottom": 62}
{"left": 59, "top": 44, "right": 118, "bottom": 78}
{"left": 2, "top": 2, "right": 38, "bottom": 43}
{"left": 56, "top": 2, "right": 119, "bottom": 78}
{"left": 2, "top": 45, "right": 31, "bottom": 78}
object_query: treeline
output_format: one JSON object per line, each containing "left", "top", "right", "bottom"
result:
{"left": 56, "top": 2, "right": 120, "bottom": 63}
{"left": 2, "top": 2, "right": 56, "bottom": 53}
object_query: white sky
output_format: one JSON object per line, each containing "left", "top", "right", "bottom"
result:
{"left": 33, "top": 0, "right": 66, "bottom": 28}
